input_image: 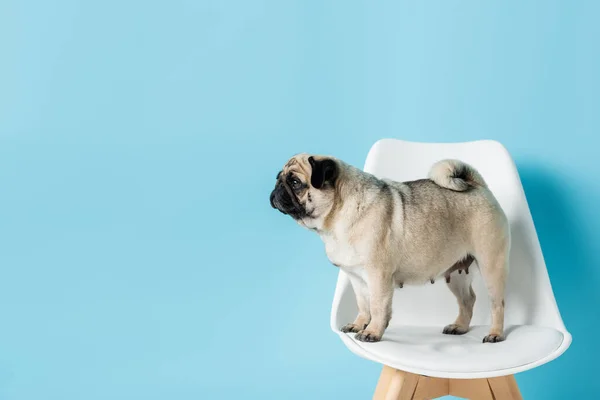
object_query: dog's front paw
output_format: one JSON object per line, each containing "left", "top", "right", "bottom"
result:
{"left": 355, "top": 329, "right": 382, "bottom": 342}
{"left": 443, "top": 324, "right": 469, "bottom": 335}
{"left": 340, "top": 323, "right": 365, "bottom": 333}
{"left": 483, "top": 333, "right": 505, "bottom": 343}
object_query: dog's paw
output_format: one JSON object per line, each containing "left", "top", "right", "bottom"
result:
{"left": 483, "top": 333, "right": 505, "bottom": 343}
{"left": 340, "top": 323, "right": 364, "bottom": 333}
{"left": 355, "top": 329, "right": 382, "bottom": 342}
{"left": 442, "top": 324, "right": 469, "bottom": 335}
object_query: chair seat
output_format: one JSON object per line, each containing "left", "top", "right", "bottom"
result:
{"left": 338, "top": 325, "right": 564, "bottom": 377}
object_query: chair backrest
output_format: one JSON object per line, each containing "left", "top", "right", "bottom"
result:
{"left": 353, "top": 139, "right": 566, "bottom": 330}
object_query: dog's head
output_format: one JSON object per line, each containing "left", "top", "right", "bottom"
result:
{"left": 270, "top": 154, "right": 339, "bottom": 223}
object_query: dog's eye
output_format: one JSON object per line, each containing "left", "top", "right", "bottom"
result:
{"left": 290, "top": 178, "right": 302, "bottom": 189}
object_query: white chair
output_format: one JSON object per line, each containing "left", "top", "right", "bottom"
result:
{"left": 330, "top": 139, "right": 572, "bottom": 399}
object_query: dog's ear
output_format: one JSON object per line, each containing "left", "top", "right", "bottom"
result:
{"left": 309, "top": 156, "right": 338, "bottom": 189}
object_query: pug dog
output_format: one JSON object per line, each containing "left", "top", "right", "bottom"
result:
{"left": 270, "top": 154, "right": 510, "bottom": 343}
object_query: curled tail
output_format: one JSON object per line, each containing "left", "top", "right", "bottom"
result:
{"left": 428, "top": 159, "right": 487, "bottom": 191}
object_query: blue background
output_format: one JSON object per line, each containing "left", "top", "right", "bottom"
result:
{"left": 1, "top": 1, "right": 598, "bottom": 399}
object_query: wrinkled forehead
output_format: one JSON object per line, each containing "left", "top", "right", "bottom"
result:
{"left": 282, "top": 154, "right": 311, "bottom": 177}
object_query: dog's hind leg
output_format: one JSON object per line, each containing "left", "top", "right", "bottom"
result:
{"left": 477, "top": 237, "right": 510, "bottom": 343}
{"left": 443, "top": 259, "right": 476, "bottom": 335}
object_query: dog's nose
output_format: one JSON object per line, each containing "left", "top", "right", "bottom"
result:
{"left": 270, "top": 191, "right": 277, "bottom": 208}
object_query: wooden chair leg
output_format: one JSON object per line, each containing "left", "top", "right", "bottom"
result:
{"left": 373, "top": 366, "right": 395, "bottom": 400}
{"left": 372, "top": 366, "right": 419, "bottom": 400}
{"left": 450, "top": 378, "right": 494, "bottom": 400}
{"left": 388, "top": 369, "right": 419, "bottom": 400}
{"left": 412, "top": 376, "right": 449, "bottom": 399}
{"left": 373, "top": 366, "right": 523, "bottom": 400}
{"left": 487, "top": 375, "right": 523, "bottom": 400}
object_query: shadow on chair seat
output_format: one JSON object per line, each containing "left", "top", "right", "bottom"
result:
{"left": 339, "top": 325, "right": 564, "bottom": 377}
